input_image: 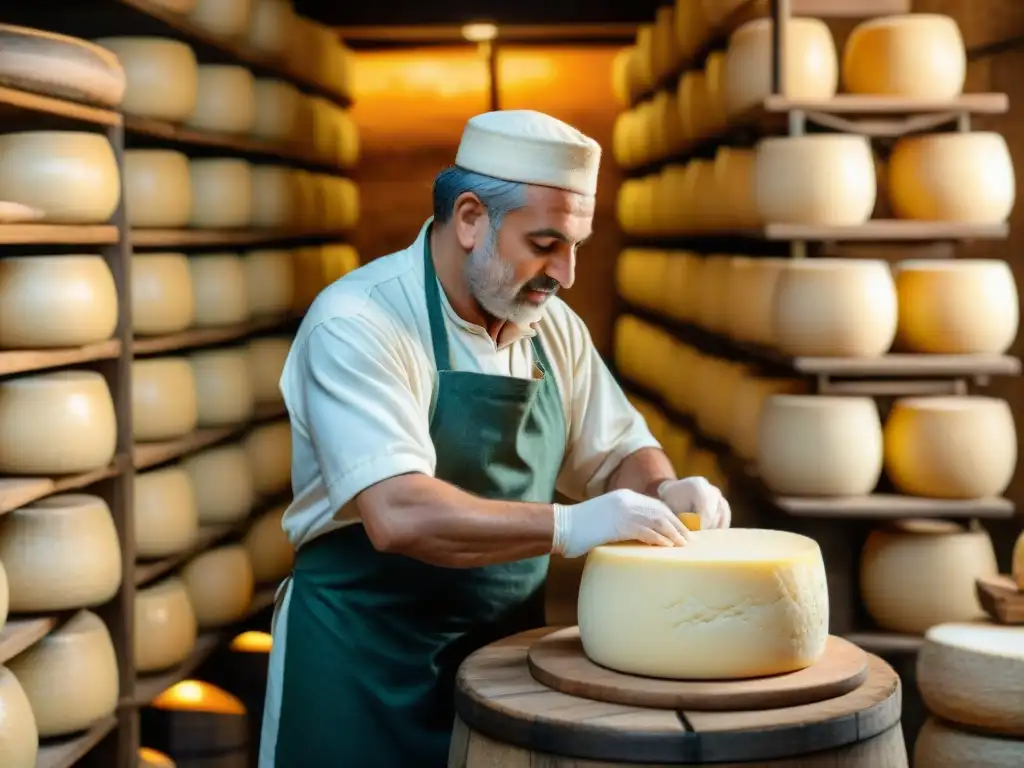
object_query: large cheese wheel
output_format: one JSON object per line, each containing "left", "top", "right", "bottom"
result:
{"left": 248, "top": 336, "right": 290, "bottom": 406}
{"left": 188, "top": 159, "right": 252, "bottom": 229}
{"left": 188, "top": 0, "right": 252, "bottom": 37}
{"left": 578, "top": 530, "right": 829, "bottom": 679}
{"left": 188, "top": 253, "right": 250, "bottom": 327}
{"left": 0, "top": 371, "right": 117, "bottom": 474}
{"left": 0, "top": 493, "right": 121, "bottom": 611}
{"left": 884, "top": 396, "right": 1016, "bottom": 499}
{"left": 729, "top": 377, "right": 807, "bottom": 461}
{"left": 187, "top": 65, "right": 255, "bottom": 134}
{"left": 244, "top": 420, "right": 292, "bottom": 496}
{"left": 8, "top": 610, "right": 118, "bottom": 737}
{"left": 320, "top": 243, "right": 359, "bottom": 284}
{"left": 93, "top": 37, "right": 198, "bottom": 120}
{"left": 0, "top": 255, "right": 117, "bottom": 349}
{"left": 190, "top": 348, "right": 255, "bottom": 427}
{"left": 893, "top": 259, "right": 1019, "bottom": 354}
{"left": 860, "top": 520, "right": 997, "bottom": 634}
{"left": 132, "top": 357, "right": 198, "bottom": 441}
{"left": 1014, "top": 532, "right": 1024, "bottom": 590}
{"left": 723, "top": 18, "right": 838, "bottom": 117}
{"left": 713, "top": 147, "right": 760, "bottom": 229}
{"left": 842, "top": 14, "right": 966, "bottom": 99}
{"left": 757, "top": 395, "right": 883, "bottom": 496}
{"left": 244, "top": 249, "right": 294, "bottom": 316}
{"left": 244, "top": 505, "right": 294, "bottom": 583}
{"left": 251, "top": 166, "right": 298, "bottom": 228}
{"left": 181, "top": 546, "right": 254, "bottom": 629}
{"left": 772, "top": 259, "right": 897, "bottom": 357}
{"left": 0, "top": 667, "right": 37, "bottom": 768}
{"left": 0, "top": 131, "right": 120, "bottom": 224}
{"left": 754, "top": 135, "right": 876, "bottom": 226}
{"left": 252, "top": 79, "right": 300, "bottom": 140}
{"left": 134, "top": 466, "right": 199, "bottom": 558}
{"left": 889, "top": 132, "right": 1015, "bottom": 224}
{"left": 615, "top": 248, "right": 667, "bottom": 310}
{"left": 135, "top": 577, "right": 198, "bottom": 673}
{"left": 248, "top": 0, "right": 296, "bottom": 57}
{"left": 124, "top": 149, "right": 192, "bottom": 228}
{"left": 726, "top": 257, "right": 788, "bottom": 345}
{"left": 915, "top": 717, "right": 1024, "bottom": 768}
{"left": 917, "top": 622, "right": 1024, "bottom": 736}
{"left": 132, "top": 252, "right": 195, "bottom": 336}
{"left": 182, "top": 445, "right": 255, "bottom": 525}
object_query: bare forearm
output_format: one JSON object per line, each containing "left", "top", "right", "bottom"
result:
{"left": 606, "top": 447, "right": 676, "bottom": 497}
{"left": 355, "top": 473, "right": 554, "bottom": 568}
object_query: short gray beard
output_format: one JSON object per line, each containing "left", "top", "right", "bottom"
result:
{"left": 463, "top": 228, "right": 548, "bottom": 326}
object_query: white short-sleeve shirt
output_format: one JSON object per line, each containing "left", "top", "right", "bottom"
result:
{"left": 278, "top": 219, "right": 661, "bottom": 550}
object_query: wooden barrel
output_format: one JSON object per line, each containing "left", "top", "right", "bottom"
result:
{"left": 450, "top": 628, "right": 909, "bottom": 767}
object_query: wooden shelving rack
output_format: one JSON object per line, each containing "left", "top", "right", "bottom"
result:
{"left": 0, "top": 1, "right": 356, "bottom": 764}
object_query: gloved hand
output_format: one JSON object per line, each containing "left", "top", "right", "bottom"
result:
{"left": 551, "top": 489, "right": 691, "bottom": 559}
{"left": 658, "top": 477, "right": 731, "bottom": 530}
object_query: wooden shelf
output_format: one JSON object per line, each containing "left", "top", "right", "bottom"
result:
{"left": 0, "top": 616, "right": 59, "bottom": 664}
{"left": 763, "top": 93, "right": 1009, "bottom": 116}
{"left": 0, "top": 84, "right": 121, "bottom": 127}
{"left": 0, "top": 224, "right": 119, "bottom": 245}
{"left": 844, "top": 632, "right": 924, "bottom": 655}
{"left": 0, "top": 459, "right": 125, "bottom": 516}
{"left": 131, "top": 227, "right": 348, "bottom": 248}
{"left": 133, "top": 315, "right": 295, "bottom": 356}
{"left": 773, "top": 492, "right": 1016, "bottom": 520}
{"left": 762, "top": 220, "right": 1009, "bottom": 242}
{"left": 36, "top": 715, "right": 118, "bottom": 768}
{"left": 135, "top": 521, "right": 247, "bottom": 586}
{"left": 0, "top": 340, "right": 122, "bottom": 377}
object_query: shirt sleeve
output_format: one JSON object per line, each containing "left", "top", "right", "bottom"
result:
{"left": 554, "top": 311, "right": 662, "bottom": 501}
{"left": 299, "top": 315, "right": 436, "bottom": 512}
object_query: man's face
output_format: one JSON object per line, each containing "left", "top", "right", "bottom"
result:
{"left": 463, "top": 186, "right": 594, "bottom": 326}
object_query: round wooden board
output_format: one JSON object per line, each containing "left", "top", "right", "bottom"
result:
{"left": 527, "top": 627, "right": 869, "bottom": 711}
{"left": 455, "top": 627, "right": 903, "bottom": 764}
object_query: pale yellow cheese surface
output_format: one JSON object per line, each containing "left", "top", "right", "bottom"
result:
{"left": 182, "top": 546, "right": 254, "bottom": 629}
{"left": 93, "top": 37, "right": 198, "bottom": 121}
{"left": 0, "top": 666, "right": 37, "bottom": 768}
{"left": 135, "top": 577, "right": 198, "bottom": 673}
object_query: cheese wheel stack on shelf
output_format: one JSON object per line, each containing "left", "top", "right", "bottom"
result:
{"left": 135, "top": 577, "right": 198, "bottom": 673}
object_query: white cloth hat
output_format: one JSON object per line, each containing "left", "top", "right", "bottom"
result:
{"left": 455, "top": 110, "right": 601, "bottom": 196}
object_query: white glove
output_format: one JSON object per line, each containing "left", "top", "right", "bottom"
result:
{"left": 551, "top": 489, "right": 691, "bottom": 559}
{"left": 658, "top": 477, "right": 731, "bottom": 530}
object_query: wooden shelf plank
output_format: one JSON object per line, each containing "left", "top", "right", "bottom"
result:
{"left": 135, "top": 522, "right": 242, "bottom": 586}
{"left": 773, "top": 493, "right": 1015, "bottom": 519}
{"left": 36, "top": 715, "right": 118, "bottom": 768}
{"left": 0, "top": 340, "right": 122, "bottom": 377}
{"left": 763, "top": 93, "right": 1009, "bottom": 115}
{"left": 131, "top": 227, "right": 348, "bottom": 248}
{"left": 133, "top": 427, "right": 236, "bottom": 470}
{"left": 0, "top": 84, "right": 121, "bottom": 127}
{"left": 791, "top": 353, "right": 1022, "bottom": 378}
{"left": 133, "top": 315, "right": 294, "bottom": 356}
{"left": 0, "top": 224, "right": 119, "bottom": 245}
{"left": 762, "top": 220, "right": 1009, "bottom": 242}
{"left": 844, "top": 632, "right": 923, "bottom": 654}
{"left": 0, "top": 617, "right": 59, "bottom": 664}
{"left": 0, "top": 460, "right": 124, "bottom": 516}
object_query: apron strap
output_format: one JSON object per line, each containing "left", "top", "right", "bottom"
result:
{"left": 422, "top": 225, "right": 453, "bottom": 372}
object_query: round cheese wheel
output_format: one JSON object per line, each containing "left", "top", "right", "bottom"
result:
{"left": 0, "top": 131, "right": 120, "bottom": 224}
{"left": 132, "top": 252, "right": 195, "bottom": 336}
{"left": 730, "top": 377, "right": 807, "bottom": 461}
{"left": 758, "top": 395, "right": 883, "bottom": 496}
{"left": 188, "top": 159, "right": 252, "bottom": 229}
{"left": 0, "top": 493, "right": 121, "bottom": 611}
{"left": 244, "top": 249, "right": 294, "bottom": 316}
{"left": 842, "top": 14, "right": 966, "bottom": 99}
{"left": 181, "top": 545, "right": 255, "bottom": 629}
{"left": 615, "top": 248, "right": 667, "bottom": 311}
{"left": 135, "top": 577, "right": 198, "bottom": 673}
{"left": 182, "top": 445, "right": 255, "bottom": 525}
{"left": 754, "top": 135, "right": 876, "bottom": 225}
{"left": 772, "top": 259, "right": 897, "bottom": 357}
{"left": 252, "top": 79, "right": 300, "bottom": 140}
{"left": 247, "top": 336, "right": 290, "bottom": 406}
{"left": 860, "top": 520, "right": 997, "bottom": 634}
{"left": 124, "top": 149, "right": 192, "bottom": 228}
{"left": 724, "top": 258, "right": 787, "bottom": 345}
{"left": 251, "top": 165, "right": 299, "bottom": 229}
{"left": 187, "top": 64, "right": 255, "bottom": 134}
{"left": 132, "top": 357, "right": 198, "bottom": 441}
{"left": 244, "top": 505, "right": 294, "bottom": 583}
{"left": 336, "top": 110, "right": 361, "bottom": 169}
{"left": 244, "top": 420, "right": 292, "bottom": 496}
{"left": 134, "top": 466, "right": 199, "bottom": 558}
{"left": 0, "top": 666, "right": 36, "bottom": 768}
{"left": 889, "top": 132, "right": 1015, "bottom": 224}
{"left": 0, "top": 371, "right": 117, "bottom": 474}
{"left": 884, "top": 396, "right": 1016, "bottom": 499}
{"left": 138, "top": 747, "right": 176, "bottom": 767}
{"left": 578, "top": 530, "right": 829, "bottom": 679}
{"left": 713, "top": 147, "right": 760, "bottom": 229}
{"left": 93, "top": 37, "right": 198, "bottom": 120}
{"left": 918, "top": 622, "right": 1024, "bottom": 736}
{"left": 189, "top": 348, "right": 255, "bottom": 427}
{"left": 695, "top": 254, "right": 736, "bottom": 334}
{"left": 188, "top": 0, "right": 252, "bottom": 37}
{"left": 914, "top": 716, "right": 1024, "bottom": 768}
{"left": 320, "top": 243, "right": 359, "bottom": 284}
{"left": 723, "top": 18, "right": 838, "bottom": 117}
{"left": 336, "top": 178, "right": 360, "bottom": 229}
{"left": 1013, "top": 532, "right": 1024, "bottom": 590}
{"left": 8, "top": 610, "right": 119, "bottom": 737}
{"left": 188, "top": 253, "right": 250, "bottom": 327}
{"left": 248, "top": 0, "right": 296, "bottom": 57}
{"left": 893, "top": 259, "right": 1019, "bottom": 354}
{"left": 0, "top": 255, "right": 117, "bottom": 349}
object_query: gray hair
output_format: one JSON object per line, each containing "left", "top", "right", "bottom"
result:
{"left": 432, "top": 166, "right": 527, "bottom": 231}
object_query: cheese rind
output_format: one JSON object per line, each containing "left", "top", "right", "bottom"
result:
{"left": 131, "top": 357, "right": 199, "bottom": 442}
{"left": 182, "top": 546, "right": 254, "bottom": 629}
{"left": 124, "top": 149, "right": 192, "bottom": 228}
{"left": 1013, "top": 532, "right": 1024, "bottom": 591}
{"left": 189, "top": 348, "right": 256, "bottom": 427}
{"left": 93, "top": 37, "right": 198, "bottom": 121}
{"left": 244, "top": 505, "right": 294, "bottom": 583}
{"left": 131, "top": 252, "right": 195, "bottom": 336}
{"left": 0, "top": 665, "right": 36, "bottom": 768}
{"left": 135, "top": 577, "right": 198, "bottom": 673}
{"left": 188, "top": 253, "right": 250, "bottom": 327}
{"left": 183, "top": 445, "right": 255, "bottom": 525}
{"left": 134, "top": 466, "right": 199, "bottom": 558}
{"left": 914, "top": 717, "right": 1024, "bottom": 768}
{"left": 577, "top": 529, "right": 829, "bottom": 680}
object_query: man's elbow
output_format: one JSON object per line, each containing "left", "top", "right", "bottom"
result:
{"left": 354, "top": 477, "right": 422, "bottom": 554}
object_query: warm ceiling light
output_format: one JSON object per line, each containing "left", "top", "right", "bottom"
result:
{"left": 462, "top": 22, "right": 498, "bottom": 42}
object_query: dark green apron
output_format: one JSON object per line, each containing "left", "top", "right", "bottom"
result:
{"left": 272, "top": 230, "right": 566, "bottom": 767}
